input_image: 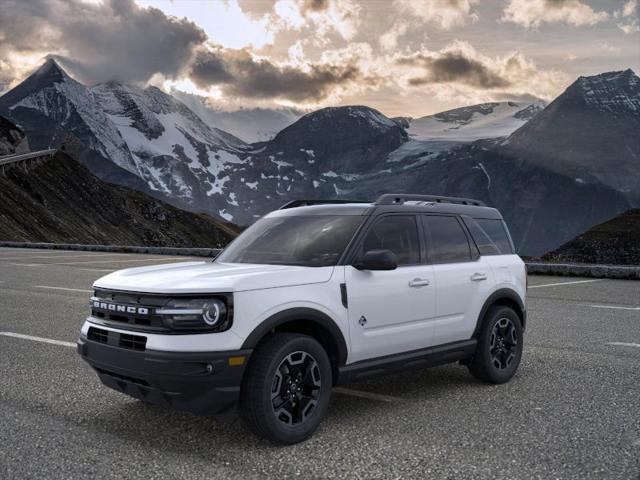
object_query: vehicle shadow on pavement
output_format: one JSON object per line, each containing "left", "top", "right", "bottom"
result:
{"left": 84, "top": 364, "right": 487, "bottom": 450}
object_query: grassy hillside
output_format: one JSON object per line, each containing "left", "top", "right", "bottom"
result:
{"left": 542, "top": 209, "right": 640, "bottom": 265}
{"left": 0, "top": 150, "right": 239, "bottom": 247}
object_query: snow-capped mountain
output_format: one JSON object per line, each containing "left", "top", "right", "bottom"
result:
{"left": 172, "top": 90, "right": 302, "bottom": 143}
{"left": 1, "top": 59, "right": 637, "bottom": 255}
{"left": 406, "top": 101, "right": 544, "bottom": 142}
{"left": 216, "top": 71, "right": 638, "bottom": 255}
{"left": 0, "top": 59, "right": 136, "bottom": 174}
{"left": 0, "top": 59, "right": 254, "bottom": 220}
{"left": 503, "top": 69, "right": 640, "bottom": 201}
{"left": 212, "top": 105, "right": 408, "bottom": 221}
{"left": 90, "top": 81, "right": 250, "bottom": 211}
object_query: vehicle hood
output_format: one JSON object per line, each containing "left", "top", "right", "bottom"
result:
{"left": 93, "top": 261, "right": 335, "bottom": 294}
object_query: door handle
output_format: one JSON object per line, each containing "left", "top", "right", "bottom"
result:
{"left": 470, "top": 272, "right": 488, "bottom": 281}
{"left": 409, "top": 278, "right": 430, "bottom": 287}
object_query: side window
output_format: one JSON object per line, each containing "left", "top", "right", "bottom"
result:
{"left": 361, "top": 215, "right": 420, "bottom": 266}
{"left": 462, "top": 217, "right": 501, "bottom": 255}
{"left": 475, "top": 219, "right": 514, "bottom": 254}
{"left": 423, "top": 215, "right": 472, "bottom": 264}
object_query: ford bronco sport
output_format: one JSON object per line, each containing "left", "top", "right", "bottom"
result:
{"left": 77, "top": 194, "right": 526, "bottom": 444}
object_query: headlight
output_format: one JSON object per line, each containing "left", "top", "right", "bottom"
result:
{"left": 156, "top": 297, "right": 230, "bottom": 332}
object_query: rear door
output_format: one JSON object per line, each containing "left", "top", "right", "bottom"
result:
{"left": 345, "top": 214, "right": 437, "bottom": 363}
{"left": 422, "top": 215, "right": 494, "bottom": 345}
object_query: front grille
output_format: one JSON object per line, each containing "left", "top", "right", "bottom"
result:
{"left": 87, "top": 326, "right": 147, "bottom": 352}
{"left": 119, "top": 333, "right": 147, "bottom": 351}
{"left": 91, "top": 289, "right": 169, "bottom": 332}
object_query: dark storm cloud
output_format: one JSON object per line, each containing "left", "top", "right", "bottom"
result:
{"left": 397, "top": 51, "right": 510, "bottom": 89}
{"left": 190, "top": 47, "right": 361, "bottom": 102}
{"left": 0, "top": 0, "right": 205, "bottom": 84}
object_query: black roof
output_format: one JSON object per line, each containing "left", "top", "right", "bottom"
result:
{"left": 271, "top": 194, "right": 503, "bottom": 220}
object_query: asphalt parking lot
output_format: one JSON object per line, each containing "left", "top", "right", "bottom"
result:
{"left": 0, "top": 247, "right": 638, "bottom": 480}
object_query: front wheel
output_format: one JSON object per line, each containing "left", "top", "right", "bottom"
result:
{"left": 240, "top": 333, "right": 332, "bottom": 444}
{"left": 468, "top": 306, "right": 523, "bottom": 384}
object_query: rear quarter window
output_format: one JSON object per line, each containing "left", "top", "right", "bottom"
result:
{"left": 466, "top": 218, "right": 515, "bottom": 255}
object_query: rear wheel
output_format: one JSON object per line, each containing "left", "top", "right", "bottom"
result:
{"left": 468, "top": 306, "right": 523, "bottom": 384}
{"left": 240, "top": 333, "right": 332, "bottom": 444}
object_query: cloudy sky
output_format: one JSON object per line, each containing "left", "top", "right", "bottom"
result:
{"left": 0, "top": 0, "right": 638, "bottom": 117}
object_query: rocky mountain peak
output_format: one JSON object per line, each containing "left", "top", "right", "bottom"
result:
{"left": 32, "top": 57, "right": 70, "bottom": 83}
{"left": 272, "top": 105, "right": 406, "bottom": 148}
{"left": 568, "top": 69, "right": 640, "bottom": 113}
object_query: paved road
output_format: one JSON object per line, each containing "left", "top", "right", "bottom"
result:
{"left": 0, "top": 247, "right": 638, "bottom": 479}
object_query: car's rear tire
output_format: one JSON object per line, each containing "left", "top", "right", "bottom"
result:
{"left": 240, "top": 333, "right": 332, "bottom": 444}
{"left": 468, "top": 306, "right": 523, "bottom": 384}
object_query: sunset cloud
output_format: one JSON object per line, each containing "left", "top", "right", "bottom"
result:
{"left": 614, "top": 0, "right": 639, "bottom": 34}
{"left": 0, "top": 0, "right": 205, "bottom": 85}
{"left": 395, "top": 41, "right": 569, "bottom": 103}
{"left": 273, "top": 0, "right": 361, "bottom": 41}
{"left": 395, "top": 0, "right": 479, "bottom": 30}
{"left": 189, "top": 46, "right": 362, "bottom": 103}
{"left": 502, "top": 0, "right": 609, "bottom": 28}
{"left": 0, "top": 0, "right": 635, "bottom": 116}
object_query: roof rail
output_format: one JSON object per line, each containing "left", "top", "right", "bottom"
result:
{"left": 375, "top": 194, "right": 486, "bottom": 207}
{"left": 279, "top": 199, "right": 371, "bottom": 210}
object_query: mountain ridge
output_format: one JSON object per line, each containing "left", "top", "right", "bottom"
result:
{"left": 1, "top": 60, "right": 637, "bottom": 255}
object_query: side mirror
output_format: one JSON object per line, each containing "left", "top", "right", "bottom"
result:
{"left": 353, "top": 249, "right": 398, "bottom": 271}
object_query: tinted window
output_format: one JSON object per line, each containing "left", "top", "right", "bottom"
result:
{"left": 216, "top": 215, "right": 362, "bottom": 267}
{"left": 424, "top": 216, "right": 471, "bottom": 263}
{"left": 462, "top": 217, "right": 501, "bottom": 256}
{"left": 475, "top": 219, "right": 514, "bottom": 254}
{"left": 361, "top": 216, "right": 420, "bottom": 265}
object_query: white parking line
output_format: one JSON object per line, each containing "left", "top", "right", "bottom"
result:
{"left": 0, "top": 253, "right": 136, "bottom": 261}
{"left": 529, "top": 279, "right": 601, "bottom": 289}
{"left": 607, "top": 342, "right": 640, "bottom": 348}
{"left": 11, "top": 257, "right": 187, "bottom": 266}
{"left": 333, "top": 387, "right": 398, "bottom": 403}
{"left": 588, "top": 304, "right": 640, "bottom": 311}
{"left": 34, "top": 285, "right": 93, "bottom": 293}
{"left": 0, "top": 332, "right": 76, "bottom": 348}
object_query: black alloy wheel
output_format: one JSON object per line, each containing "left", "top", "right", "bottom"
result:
{"left": 271, "top": 351, "right": 322, "bottom": 426}
{"left": 468, "top": 305, "right": 523, "bottom": 384}
{"left": 240, "top": 333, "right": 332, "bottom": 444}
{"left": 490, "top": 317, "right": 518, "bottom": 370}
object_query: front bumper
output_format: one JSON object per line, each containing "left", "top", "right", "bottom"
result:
{"left": 77, "top": 336, "right": 251, "bottom": 417}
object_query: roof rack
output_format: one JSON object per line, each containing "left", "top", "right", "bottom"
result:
{"left": 279, "top": 199, "right": 371, "bottom": 210}
{"left": 375, "top": 194, "right": 486, "bottom": 207}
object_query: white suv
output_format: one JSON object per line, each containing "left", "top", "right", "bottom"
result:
{"left": 78, "top": 194, "right": 527, "bottom": 444}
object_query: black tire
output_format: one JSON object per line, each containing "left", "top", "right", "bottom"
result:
{"left": 240, "top": 333, "right": 332, "bottom": 444}
{"left": 468, "top": 306, "right": 523, "bottom": 384}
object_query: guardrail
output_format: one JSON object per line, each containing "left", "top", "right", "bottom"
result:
{"left": 1, "top": 242, "right": 639, "bottom": 278}
{"left": 526, "top": 262, "right": 640, "bottom": 280}
{"left": 0, "top": 149, "right": 57, "bottom": 169}
{"left": 0, "top": 241, "right": 220, "bottom": 257}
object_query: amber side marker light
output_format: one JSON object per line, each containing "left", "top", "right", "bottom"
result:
{"left": 228, "top": 356, "right": 246, "bottom": 366}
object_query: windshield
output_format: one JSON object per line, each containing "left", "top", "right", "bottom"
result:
{"left": 216, "top": 215, "right": 363, "bottom": 267}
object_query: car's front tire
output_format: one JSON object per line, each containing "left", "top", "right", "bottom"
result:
{"left": 240, "top": 333, "right": 332, "bottom": 444}
{"left": 468, "top": 305, "right": 523, "bottom": 384}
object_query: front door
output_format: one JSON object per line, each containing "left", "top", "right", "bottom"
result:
{"left": 345, "top": 215, "right": 437, "bottom": 363}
